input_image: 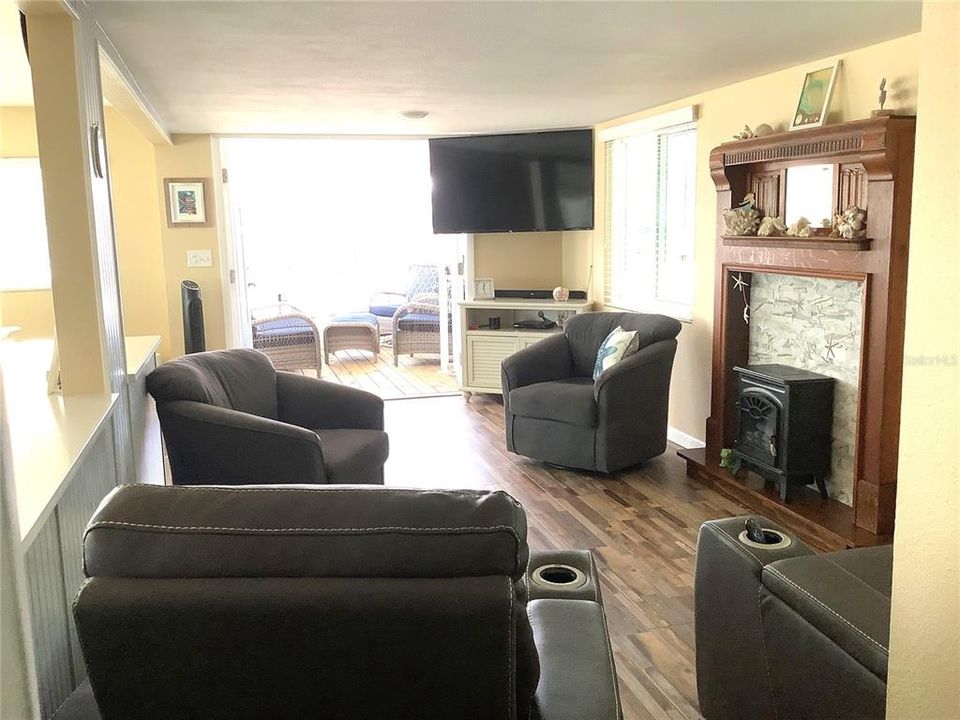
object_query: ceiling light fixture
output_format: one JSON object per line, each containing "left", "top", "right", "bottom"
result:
{"left": 399, "top": 110, "right": 429, "bottom": 120}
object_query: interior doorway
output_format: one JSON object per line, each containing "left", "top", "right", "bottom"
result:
{"left": 219, "top": 137, "right": 461, "bottom": 399}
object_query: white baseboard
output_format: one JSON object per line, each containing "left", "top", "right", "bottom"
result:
{"left": 667, "top": 426, "right": 705, "bottom": 449}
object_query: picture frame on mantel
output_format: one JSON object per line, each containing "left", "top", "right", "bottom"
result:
{"left": 164, "top": 177, "right": 211, "bottom": 227}
{"left": 789, "top": 60, "right": 841, "bottom": 131}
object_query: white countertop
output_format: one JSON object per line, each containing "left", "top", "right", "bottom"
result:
{"left": 125, "top": 335, "right": 160, "bottom": 376}
{"left": 1, "top": 338, "right": 119, "bottom": 545}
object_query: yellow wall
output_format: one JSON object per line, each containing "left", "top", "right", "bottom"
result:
{"left": 154, "top": 135, "right": 226, "bottom": 355}
{"left": 886, "top": 3, "right": 960, "bottom": 718}
{"left": 474, "top": 231, "right": 563, "bottom": 288}
{"left": 103, "top": 107, "right": 173, "bottom": 360}
{"left": 586, "top": 33, "right": 921, "bottom": 441}
{"left": 1, "top": 107, "right": 225, "bottom": 358}
{"left": 0, "top": 292, "right": 54, "bottom": 339}
{"left": 0, "top": 107, "right": 38, "bottom": 156}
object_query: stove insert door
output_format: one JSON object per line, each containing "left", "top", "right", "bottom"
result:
{"left": 737, "top": 386, "right": 781, "bottom": 469}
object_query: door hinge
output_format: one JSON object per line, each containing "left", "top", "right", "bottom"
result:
{"left": 229, "top": 269, "right": 236, "bottom": 284}
{"left": 222, "top": 167, "right": 229, "bottom": 183}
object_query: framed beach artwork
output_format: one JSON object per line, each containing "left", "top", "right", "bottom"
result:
{"left": 164, "top": 178, "right": 210, "bottom": 226}
{"left": 789, "top": 61, "right": 841, "bottom": 131}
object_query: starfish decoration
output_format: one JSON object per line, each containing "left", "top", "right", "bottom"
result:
{"left": 824, "top": 337, "right": 842, "bottom": 362}
{"left": 732, "top": 273, "right": 749, "bottom": 292}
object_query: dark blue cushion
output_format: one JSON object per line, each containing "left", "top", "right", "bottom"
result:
{"left": 253, "top": 317, "right": 313, "bottom": 333}
{"left": 397, "top": 312, "right": 440, "bottom": 331}
{"left": 369, "top": 305, "right": 401, "bottom": 318}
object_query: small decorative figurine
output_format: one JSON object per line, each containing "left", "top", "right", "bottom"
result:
{"left": 722, "top": 192, "right": 761, "bottom": 236}
{"left": 758, "top": 216, "right": 787, "bottom": 237}
{"left": 872, "top": 77, "right": 893, "bottom": 118}
{"left": 720, "top": 448, "right": 743, "bottom": 474}
{"left": 552, "top": 286, "right": 570, "bottom": 302}
{"left": 786, "top": 216, "right": 813, "bottom": 237}
{"left": 831, "top": 205, "right": 868, "bottom": 238}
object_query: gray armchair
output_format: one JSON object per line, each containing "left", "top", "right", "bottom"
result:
{"left": 54, "top": 484, "right": 621, "bottom": 720}
{"left": 501, "top": 312, "right": 682, "bottom": 473}
{"left": 146, "top": 349, "right": 387, "bottom": 485}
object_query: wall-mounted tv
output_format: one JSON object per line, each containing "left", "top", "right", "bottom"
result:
{"left": 429, "top": 128, "right": 594, "bottom": 234}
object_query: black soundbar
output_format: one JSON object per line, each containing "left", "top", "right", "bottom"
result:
{"left": 495, "top": 289, "right": 587, "bottom": 300}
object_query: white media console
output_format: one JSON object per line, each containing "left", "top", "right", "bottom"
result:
{"left": 457, "top": 297, "right": 593, "bottom": 398}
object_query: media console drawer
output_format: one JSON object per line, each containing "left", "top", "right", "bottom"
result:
{"left": 465, "top": 334, "right": 520, "bottom": 388}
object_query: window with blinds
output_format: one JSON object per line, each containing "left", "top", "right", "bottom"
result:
{"left": 603, "top": 122, "right": 696, "bottom": 319}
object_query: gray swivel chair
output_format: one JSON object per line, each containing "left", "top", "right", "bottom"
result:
{"left": 55, "top": 484, "right": 622, "bottom": 720}
{"left": 694, "top": 516, "right": 891, "bottom": 719}
{"left": 501, "top": 312, "right": 682, "bottom": 473}
{"left": 147, "top": 349, "right": 387, "bottom": 485}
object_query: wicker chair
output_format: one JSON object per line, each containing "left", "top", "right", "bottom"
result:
{"left": 392, "top": 294, "right": 442, "bottom": 366}
{"left": 370, "top": 265, "right": 440, "bottom": 336}
{"left": 251, "top": 312, "right": 322, "bottom": 373}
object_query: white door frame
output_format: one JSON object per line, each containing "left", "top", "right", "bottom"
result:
{"left": 213, "top": 138, "right": 252, "bottom": 348}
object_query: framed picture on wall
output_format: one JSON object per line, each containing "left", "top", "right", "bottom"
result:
{"left": 164, "top": 178, "right": 210, "bottom": 226}
{"left": 789, "top": 61, "right": 841, "bottom": 131}
{"left": 473, "top": 278, "right": 495, "bottom": 300}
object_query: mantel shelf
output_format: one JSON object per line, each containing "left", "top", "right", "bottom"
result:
{"left": 721, "top": 235, "right": 871, "bottom": 251}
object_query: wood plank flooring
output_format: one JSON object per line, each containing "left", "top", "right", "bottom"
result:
{"left": 316, "top": 344, "right": 459, "bottom": 399}
{"left": 384, "top": 394, "right": 750, "bottom": 720}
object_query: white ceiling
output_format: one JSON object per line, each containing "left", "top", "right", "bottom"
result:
{"left": 86, "top": 2, "right": 919, "bottom": 135}
{"left": 0, "top": 3, "right": 33, "bottom": 106}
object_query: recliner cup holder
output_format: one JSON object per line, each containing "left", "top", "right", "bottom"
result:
{"left": 531, "top": 564, "right": 587, "bottom": 589}
{"left": 737, "top": 528, "right": 792, "bottom": 550}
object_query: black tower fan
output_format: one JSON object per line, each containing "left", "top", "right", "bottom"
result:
{"left": 181, "top": 280, "right": 206, "bottom": 354}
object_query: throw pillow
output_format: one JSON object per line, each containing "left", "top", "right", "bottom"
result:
{"left": 593, "top": 326, "right": 640, "bottom": 381}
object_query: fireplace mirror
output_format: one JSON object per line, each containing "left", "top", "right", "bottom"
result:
{"left": 784, "top": 163, "right": 834, "bottom": 226}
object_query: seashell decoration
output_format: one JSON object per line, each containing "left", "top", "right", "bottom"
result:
{"left": 733, "top": 123, "right": 774, "bottom": 140}
{"left": 786, "top": 216, "right": 814, "bottom": 237}
{"left": 758, "top": 216, "right": 788, "bottom": 237}
{"left": 831, "top": 205, "right": 868, "bottom": 239}
{"left": 722, "top": 193, "right": 760, "bottom": 236}
{"left": 552, "top": 286, "right": 570, "bottom": 302}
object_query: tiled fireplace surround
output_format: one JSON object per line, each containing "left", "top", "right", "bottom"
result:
{"left": 747, "top": 272, "right": 865, "bottom": 506}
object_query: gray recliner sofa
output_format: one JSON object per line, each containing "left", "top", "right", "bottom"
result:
{"left": 54, "top": 484, "right": 621, "bottom": 720}
{"left": 147, "top": 349, "right": 388, "bottom": 485}
{"left": 695, "top": 516, "right": 892, "bottom": 720}
{"left": 501, "top": 312, "right": 682, "bottom": 473}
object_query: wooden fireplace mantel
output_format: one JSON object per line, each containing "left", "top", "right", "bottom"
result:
{"left": 682, "top": 115, "right": 916, "bottom": 551}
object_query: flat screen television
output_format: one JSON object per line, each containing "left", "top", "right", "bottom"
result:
{"left": 429, "top": 128, "right": 594, "bottom": 234}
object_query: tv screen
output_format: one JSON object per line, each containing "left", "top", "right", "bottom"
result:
{"left": 429, "top": 129, "right": 594, "bottom": 234}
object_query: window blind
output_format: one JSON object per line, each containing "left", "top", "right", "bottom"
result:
{"left": 603, "top": 122, "right": 696, "bottom": 319}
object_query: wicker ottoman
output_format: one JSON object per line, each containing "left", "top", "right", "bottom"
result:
{"left": 323, "top": 313, "right": 381, "bottom": 364}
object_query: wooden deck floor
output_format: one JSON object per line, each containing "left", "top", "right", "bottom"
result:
{"left": 384, "top": 394, "right": 749, "bottom": 720}
{"left": 315, "top": 343, "right": 459, "bottom": 399}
